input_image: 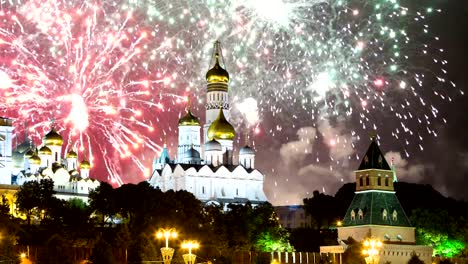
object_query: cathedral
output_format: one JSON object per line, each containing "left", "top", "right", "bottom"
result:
{"left": 147, "top": 41, "right": 267, "bottom": 206}
{"left": 0, "top": 118, "right": 99, "bottom": 203}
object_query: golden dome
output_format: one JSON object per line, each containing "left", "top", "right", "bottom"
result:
{"left": 29, "top": 154, "right": 41, "bottom": 165}
{"left": 24, "top": 148, "right": 34, "bottom": 159}
{"left": 67, "top": 150, "right": 78, "bottom": 159}
{"left": 43, "top": 128, "right": 63, "bottom": 146}
{"left": 206, "top": 53, "right": 229, "bottom": 84}
{"left": 178, "top": 110, "right": 200, "bottom": 126}
{"left": 38, "top": 146, "right": 52, "bottom": 155}
{"left": 207, "top": 108, "right": 235, "bottom": 141}
{"left": 80, "top": 160, "right": 91, "bottom": 170}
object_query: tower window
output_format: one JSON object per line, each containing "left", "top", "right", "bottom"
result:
{"left": 359, "top": 177, "right": 363, "bottom": 186}
{"left": 385, "top": 177, "right": 389, "bottom": 186}
{"left": 358, "top": 209, "right": 364, "bottom": 220}
{"left": 392, "top": 210, "right": 398, "bottom": 221}
{"left": 382, "top": 209, "right": 388, "bottom": 220}
{"left": 202, "top": 186, "right": 205, "bottom": 194}
{"left": 378, "top": 177, "right": 382, "bottom": 186}
{"left": 236, "top": 188, "right": 239, "bottom": 196}
{"left": 365, "top": 176, "right": 370, "bottom": 186}
{"left": 351, "top": 210, "right": 356, "bottom": 220}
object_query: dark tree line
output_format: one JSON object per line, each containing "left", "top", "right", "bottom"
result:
{"left": 2, "top": 180, "right": 291, "bottom": 263}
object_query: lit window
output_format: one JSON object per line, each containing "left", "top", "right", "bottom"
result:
{"left": 351, "top": 210, "right": 356, "bottom": 220}
{"left": 392, "top": 210, "right": 398, "bottom": 221}
{"left": 358, "top": 209, "right": 364, "bottom": 220}
{"left": 382, "top": 209, "right": 388, "bottom": 220}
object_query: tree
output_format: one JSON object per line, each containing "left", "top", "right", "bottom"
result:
{"left": 15, "top": 181, "right": 41, "bottom": 225}
{"left": 89, "top": 182, "right": 117, "bottom": 226}
{"left": 15, "top": 179, "right": 57, "bottom": 224}
{"left": 254, "top": 231, "right": 293, "bottom": 252}
{"left": 89, "top": 237, "right": 116, "bottom": 264}
{"left": 303, "top": 190, "right": 339, "bottom": 229}
{"left": 0, "top": 195, "right": 9, "bottom": 217}
{"left": 410, "top": 208, "right": 466, "bottom": 257}
{"left": 342, "top": 238, "right": 366, "bottom": 264}
{"left": 407, "top": 252, "right": 424, "bottom": 264}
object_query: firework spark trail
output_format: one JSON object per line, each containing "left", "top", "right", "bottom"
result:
{"left": 0, "top": 0, "right": 456, "bottom": 183}
{"left": 0, "top": 0, "right": 188, "bottom": 183}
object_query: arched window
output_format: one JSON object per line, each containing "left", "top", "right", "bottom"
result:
{"left": 358, "top": 209, "right": 364, "bottom": 220}
{"left": 378, "top": 177, "right": 382, "bottom": 186}
{"left": 382, "top": 209, "right": 388, "bottom": 220}
{"left": 365, "top": 176, "right": 370, "bottom": 186}
{"left": 350, "top": 210, "right": 356, "bottom": 220}
{"left": 359, "top": 177, "right": 363, "bottom": 186}
{"left": 392, "top": 210, "right": 398, "bottom": 221}
{"left": 385, "top": 177, "right": 389, "bottom": 186}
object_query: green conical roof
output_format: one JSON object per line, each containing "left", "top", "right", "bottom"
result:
{"left": 358, "top": 137, "right": 391, "bottom": 170}
{"left": 342, "top": 191, "right": 411, "bottom": 227}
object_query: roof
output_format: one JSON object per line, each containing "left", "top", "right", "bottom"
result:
{"left": 157, "top": 146, "right": 171, "bottom": 164}
{"left": 166, "top": 163, "right": 255, "bottom": 173}
{"left": 342, "top": 190, "right": 411, "bottom": 227}
{"left": 358, "top": 138, "right": 391, "bottom": 170}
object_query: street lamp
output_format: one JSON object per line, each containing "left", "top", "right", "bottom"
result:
{"left": 181, "top": 240, "right": 199, "bottom": 264}
{"left": 362, "top": 239, "right": 383, "bottom": 264}
{"left": 156, "top": 228, "right": 178, "bottom": 264}
{"left": 156, "top": 228, "right": 178, "bottom": 248}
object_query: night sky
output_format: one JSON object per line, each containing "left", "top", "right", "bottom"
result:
{"left": 260, "top": 0, "right": 468, "bottom": 204}
{"left": 0, "top": 0, "right": 466, "bottom": 203}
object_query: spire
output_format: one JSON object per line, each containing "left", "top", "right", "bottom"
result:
{"left": 358, "top": 135, "right": 391, "bottom": 170}
{"left": 24, "top": 120, "right": 28, "bottom": 141}
{"left": 206, "top": 41, "right": 229, "bottom": 84}
{"left": 244, "top": 128, "right": 249, "bottom": 146}
{"left": 50, "top": 116, "right": 55, "bottom": 129}
{"left": 391, "top": 157, "right": 398, "bottom": 182}
{"left": 187, "top": 96, "right": 192, "bottom": 110}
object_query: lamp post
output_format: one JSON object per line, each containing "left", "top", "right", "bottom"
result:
{"left": 362, "top": 239, "right": 383, "bottom": 264}
{"left": 181, "top": 240, "right": 199, "bottom": 264}
{"left": 156, "top": 228, "right": 177, "bottom": 264}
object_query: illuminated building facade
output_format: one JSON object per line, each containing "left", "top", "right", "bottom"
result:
{"left": 0, "top": 118, "right": 99, "bottom": 204}
{"left": 148, "top": 42, "right": 267, "bottom": 206}
{"left": 320, "top": 137, "right": 432, "bottom": 263}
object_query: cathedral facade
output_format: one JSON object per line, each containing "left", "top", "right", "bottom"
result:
{"left": 0, "top": 118, "right": 99, "bottom": 203}
{"left": 148, "top": 42, "right": 267, "bottom": 206}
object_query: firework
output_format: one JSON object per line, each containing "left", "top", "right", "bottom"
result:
{"left": 0, "top": 0, "right": 454, "bottom": 183}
